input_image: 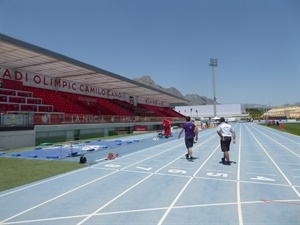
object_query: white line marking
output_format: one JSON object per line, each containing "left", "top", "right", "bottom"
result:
{"left": 76, "top": 144, "right": 186, "bottom": 225}
{"left": 168, "top": 169, "right": 187, "bottom": 174}
{"left": 207, "top": 172, "right": 228, "bottom": 177}
{"left": 250, "top": 124, "right": 300, "bottom": 157}
{"left": 0, "top": 167, "right": 90, "bottom": 198}
{"left": 0, "top": 140, "right": 173, "bottom": 197}
{"left": 76, "top": 173, "right": 154, "bottom": 225}
{"left": 95, "top": 157, "right": 106, "bottom": 161}
{"left": 237, "top": 124, "right": 244, "bottom": 225}
{"left": 136, "top": 166, "right": 152, "bottom": 171}
{"left": 0, "top": 141, "right": 182, "bottom": 223}
{"left": 157, "top": 138, "right": 219, "bottom": 225}
{"left": 4, "top": 199, "right": 300, "bottom": 225}
{"left": 251, "top": 176, "right": 275, "bottom": 182}
{"left": 2, "top": 124, "right": 299, "bottom": 224}
{"left": 246, "top": 125, "right": 300, "bottom": 198}
{"left": 0, "top": 170, "right": 119, "bottom": 223}
{"left": 157, "top": 177, "right": 193, "bottom": 225}
{"left": 247, "top": 172, "right": 276, "bottom": 176}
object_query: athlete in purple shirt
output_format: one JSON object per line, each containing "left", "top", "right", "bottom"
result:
{"left": 178, "top": 116, "right": 198, "bottom": 162}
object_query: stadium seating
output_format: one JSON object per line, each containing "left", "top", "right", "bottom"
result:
{"left": 0, "top": 85, "right": 184, "bottom": 121}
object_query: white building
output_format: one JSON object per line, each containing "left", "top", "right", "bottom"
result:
{"left": 175, "top": 104, "right": 249, "bottom": 120}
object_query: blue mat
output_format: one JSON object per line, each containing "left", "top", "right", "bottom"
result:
{"left": 0, "top": 139, "right": 140, "bottom": 160}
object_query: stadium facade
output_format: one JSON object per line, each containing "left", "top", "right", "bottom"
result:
{"left": 0, "top": 34, "right": 249, "bottom": 149}
{"left": 0, "top": 34, "right": 188, "bottom": 149}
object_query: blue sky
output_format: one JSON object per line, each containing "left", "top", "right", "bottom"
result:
{"left": 0, "top": 0, "right": 299, "bottom": 107}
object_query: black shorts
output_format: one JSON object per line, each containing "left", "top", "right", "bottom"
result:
{"left": 185, "top": 137, "right": 194, "bottom": 148}
{"left": 220, "top": 136, "right": 231, "bottom": 152}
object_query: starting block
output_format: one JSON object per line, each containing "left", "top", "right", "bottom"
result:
{"left": 105, "top": 152, "right": 119, "bottom": 160}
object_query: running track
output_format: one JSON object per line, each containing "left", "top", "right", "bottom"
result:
{"left": 0, "top": 123, "right": 299, "bottom": 225}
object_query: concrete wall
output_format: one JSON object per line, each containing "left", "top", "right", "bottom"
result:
{"left": 0, "top": 130, "right": 35, "bottom": 149}
{"left": 34, "top": 123, "right": 121, "bottom": 145}
{"left": 0, "top": 121, "right": 179, "bottom": 149}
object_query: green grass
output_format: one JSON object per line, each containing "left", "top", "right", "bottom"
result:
{"left": 0, "top": 158, "right": 84, "bottom": 191}
{"left": 0, "top": 132, "right": 149, "bottom": 192}
{"left": 259, "top": 122, "right": 300, "bottom": 136}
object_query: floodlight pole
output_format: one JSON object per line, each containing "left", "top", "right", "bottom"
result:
{"left": 209, "top": 58, "right": 218, "bottom": 118}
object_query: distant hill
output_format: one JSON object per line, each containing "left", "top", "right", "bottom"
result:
{"left": 133, "top": 75, "right": 299, "bottom": 107}
{"left": 133, "top": 75, "right": 214, "bottom": 105}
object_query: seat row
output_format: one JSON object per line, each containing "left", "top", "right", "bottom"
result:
{"left": 1, "top": 86, "right": 183, "bottom": 118}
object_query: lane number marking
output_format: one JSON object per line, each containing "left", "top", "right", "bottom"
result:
{"left": 251, "top": 176, "right": 275, "bottom": 182}
{"left": 168, "top": 169, "right": 187, "bottom": 174}
{"left": 207, "top": 172, "right": 228, "bottom": 178}
{"left": 136, "top": 166, "right": 152, "bottom": 171}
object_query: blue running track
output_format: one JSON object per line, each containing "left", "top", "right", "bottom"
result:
{"left": 0, "top": 123, "right": 299, "bottom": 225}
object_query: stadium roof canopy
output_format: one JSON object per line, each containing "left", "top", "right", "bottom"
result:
{"left": 0, "top": 34, "right": 188, "bottom": 104}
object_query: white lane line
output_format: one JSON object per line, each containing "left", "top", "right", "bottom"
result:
{"left": 157, "top": 176, "right": 193, "bottom": 225}
{"left": 246, "top": 126, "right": 300, "bottom": 198}
{"left": 0, "top": 167, "right": 90, "bottom": 198}
{"left": 136, "top": 166, "right": 152, "bottom": 171}
{"left": 0, "top": 170, "right": 119, "bottom": 224}
{"left": 250, "top": 124, "right": 300, "bottom": 157}
{"left": 254, "top": 123, "right": 300, "bottom": 145}
{"left": 237, "top": 124, "right": 244, "bottom": 225}
{"left": 76, "top": 173, "right": 154, "bottom": 225}
{"left": 246, "top": 172, "right": 276, "bottom": 176}
{"left": 250, "top": 176, "right": 275, "bottom": 182}
{"left": 0, "top": 141, "right": 183, "bottom": 224}
{"left": 5, "top": 198, "right": 300, "bottom": 225}
{"left": 0, "top": 140, "right": 173, "bottom": 197}
{"left": 157, "top": 140, "right": 219, "bottom": 225}
{"left": 95, "top": 157, "right": 106, "bottom": 161}
{"left": 76, "top": 144, "right": 188, "bottom": 225}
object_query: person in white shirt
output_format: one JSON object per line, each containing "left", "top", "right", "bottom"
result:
{"left": 217, "top": 117, "right": 236, "bottom": 165}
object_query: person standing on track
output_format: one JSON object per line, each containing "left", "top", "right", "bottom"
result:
{"left": 217, "top": 117, "right": 236, "bottom": 165}
{"left": 178, "top": 116, "right": 198, "bottom": 162}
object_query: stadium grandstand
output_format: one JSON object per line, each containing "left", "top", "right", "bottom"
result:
{"left": 0, "top": 34, "right": 189, "bottom": 149}
{"left": 263, "top": 105, "right": 300, "bottom": 120}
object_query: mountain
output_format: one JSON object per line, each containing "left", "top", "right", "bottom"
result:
{"left": 133, "top": 75, "right": 214, "bottom": 105}
{"left": 133, "top": 76, "right": 298, "bottom": 107}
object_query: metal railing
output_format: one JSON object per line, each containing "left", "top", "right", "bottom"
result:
{"left": 0, "top": 111, "right": 184, "bottom": 127}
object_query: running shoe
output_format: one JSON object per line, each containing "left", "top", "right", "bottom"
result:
{"left": 185, "top": 154, "right": 189, "bottom": 160}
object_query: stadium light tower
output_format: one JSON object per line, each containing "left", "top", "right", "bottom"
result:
{"left": 209, "top": 58, "right": 218, "bottom": 118}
